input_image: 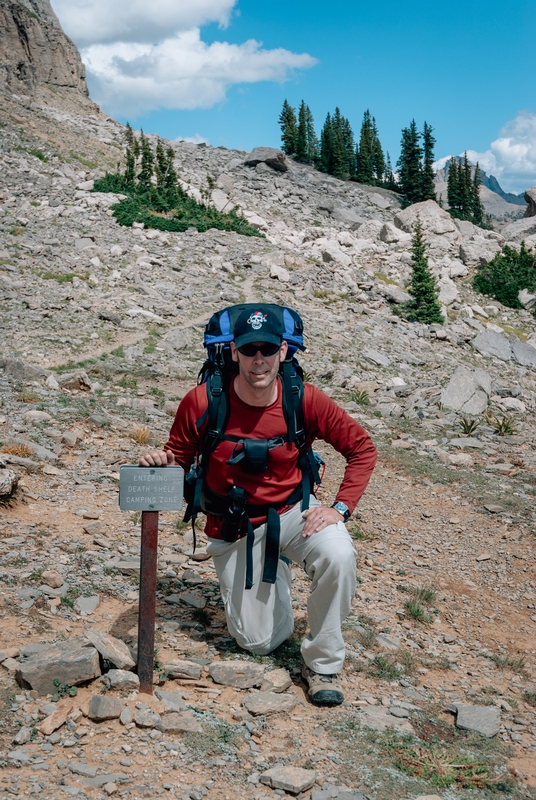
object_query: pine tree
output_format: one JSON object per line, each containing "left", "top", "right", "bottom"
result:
{"left": 383, "top": 152, "right": 397, "bottom": 191}
{"left": 124, "top": 122, "right": 138, "bottom": 188}
{"left": 155, "top": 138, "right": 167, "bottom": 195}
{"left": 447, "top": 158, "right": 461, "bottom": 215}
{"left": 137, "top": 131, "right": 154, "bottom": 195}
{"left": 404, "top": 217, "right": 444, "bottom": 324}
{"left": 305, "top": 104, "right": 319, "bottom": 164}
{"left": 279, "top": 100, "right": 298, "bottom": 157}
{"left": 319, "top": 112, "right": 333, "bottom": 174}
{"left": 356, "top": 110, "right": 374, "bottom": 184}
{"left": 371, "top": 116, "right": 385, "bottom": 184}
{"left": 295, "top": 100, "right": 308, "bottom": 162}
{"left": 471, "top": 161, "right": 485, "bottom": 226}
{"left": 397, "top": 120, "right": 423, "bottom": 205}
{"left": 421, "top": 122, "right": 436, "bottom": 201}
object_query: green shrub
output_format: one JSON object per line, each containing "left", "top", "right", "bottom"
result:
{"left": 473, "top": 242, "right": 536, "bottom": 311}
{"left": 93, "top": 127, "right": 263, "bottom": 239}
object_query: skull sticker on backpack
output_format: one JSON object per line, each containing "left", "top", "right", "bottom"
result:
{"left": 248, "top": 311, "right": 268, "bottom": 331}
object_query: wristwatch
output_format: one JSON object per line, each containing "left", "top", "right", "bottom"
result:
{"left": 331, "top": 501, "right": 350, "bottom": 522}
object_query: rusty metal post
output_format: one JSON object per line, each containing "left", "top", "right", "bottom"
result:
{"left": 137, "top": 510, "right": 159, "bottom": 694}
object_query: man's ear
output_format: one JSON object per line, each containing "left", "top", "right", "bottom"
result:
{"left": 230, "top": 342, "right": 239, "bottom": 363}
{"left": 279, "top": 341, "right": 288, "bottom": 362}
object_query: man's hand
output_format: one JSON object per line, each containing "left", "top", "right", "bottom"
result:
{"left": 138, "top": 450, "right": 175, "bottom": 467}
{"left": 302, "top": 506, "right": 343, "bottom": 538}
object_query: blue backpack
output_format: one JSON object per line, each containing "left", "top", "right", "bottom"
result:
{"left": 183, "top": 303, "right": 322, "bottom": 589}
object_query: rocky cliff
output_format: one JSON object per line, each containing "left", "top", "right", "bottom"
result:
{"left": 0, "top": 0, "right": 87, "bottom": 96}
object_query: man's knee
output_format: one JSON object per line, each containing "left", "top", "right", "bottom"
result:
{"left": 304, "top": 526, "right": 356, "bottom": 575}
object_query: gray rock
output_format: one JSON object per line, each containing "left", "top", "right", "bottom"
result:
{"left": 208, "top": 661, "right": 264, "bottom": 689}
{"left": 88, "top": 695, "right": 124, "bottom": 721}
{"left": 7, "top": 748, "right": 31, "bottom": 763}
{"left": 359, "top": 705, "right": 414, "bottom": 734}
{"left": 156, "top": 711, "right": 202, "bottom": 733}
{"left": 389, "top": 706, "right": 410, "bottom": 718}
{"left": 154, "top": 688, "right": 186, "bottom": 712}
{"left": 331, "top": 206, "right": 365, "bottom": 226}
{"left": 58, "top": 370, "right": 92, "bottom": 392}
{"left": 69, "top": 761, "right": 98, "bottom": 778}
{"left": 243, "top": 691, "right": 297, "bottom": 716}
{"left": 105, "top": 669, "right": 139, "bottom": 691}
{"left": 260, "top": 668, "right": 292, "bottom": 693}
{"left": 98, "top": 309, "right": 121, "bottom": 326}
{"left": 440, "top": 366, "right": 491, "bottom": 414}
{"left": 525, "top": 185, "right": 536, "bottom": 218}
{"left": 15, "top": 638, "right": 101, "bottom": 695}
{"left": 165, "top": 591, "right": 206, "bottom": 608}
{"left": 511, "top": 338, "right": 536, "bottom": 367}
{"left": 363, "top": 349, "right": 390, "bottom": 367}
{"left": 0, "top": 466, "right": 19, "bottom": 496}
{"left": 74, "top": 595, "right": 100, "bottom": 614}
{"left": 459, "top": 240, "right": 501, "bottom": 266}
{"left": 312, "top": 791, "right": 366, "bottom": 800}
{"left": 162, "top": 327, "right": 192, "bottom": 351}
{"left": 41, "top": 570, "right": 64, "bottom": 589}
{"left": 502, "top": 216, "right": 536, "bottom": 243}
{"left": 134, "top": 710, "right": 161, "bottom": 728}
{"left": 75, "top": 237, "right": 95, "bottom": 250}
{"left": 471, "top": 330, "right": 512, "bottom": 361}
{"left": 455, "top": 704, "right": 500, "bottom": 737}
{"left": 13, "top": 726, "right": 32, "bottom": 745}
{"left": 120, "top": 706, "right": 133, "bottom": 725}
{"left": 383, "top": 285, "right": 411, "bottom": 304}
{"left": 375, "top": 633, "right": 400, "bottom": 651}
{"left": 244, "top": 147, "right": 289, "bottom": 172}
{"left": 260, "top": 765, "right": 316, "bottom": 793}
{"left": 0, "top": 357, "right": 49, "bottom": 383}
{"left": 162, "top": 659, "right": 202, "bottom": 679}
{"left": 84, "top": 630, "right": 135, "bottom": 670}
{"left": 81, "top": 773, "right": 129, "bottom": 789}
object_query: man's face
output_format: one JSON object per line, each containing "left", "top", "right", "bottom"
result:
{"left": 231, "top": 340, "right": 288, "bottom": 391}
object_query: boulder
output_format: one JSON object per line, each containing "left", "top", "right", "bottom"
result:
{"left": 0, "top": 464, "right": 19, "bottom": 496}
{"left": 104, "top": 669, "right": 140, "bottom": 692}
{"left": 88, "top": 695, "right": 124, "bottom": 721}
{"left": 383, "top": 286, "right": 411, "bottom": 304}
{"left": 471, "top": 330, "right": 512, "bottom": 361}
{"left": 356, "top": 219, "right": 384, "bottom": 240}
{"left": 511, "top": 338, "right": 536, "bottom": 368}
{"left": 440, "top": 367, "right": 491, "bottom": 414}
{"left": 455, "top": 704, "right": 500, "bottom": 737}
{"left": 518, "top": 289, "right": 536, "bottom": 308}
{"left": 394, "top": 200, "right": 457, "bottom": 236}
{"left": 379, "top": 222, "right": 410, "bottom": 244}
{"left": 0, "top": 357, "right": 48, "bottom": 383}
{"left": 331, "top": 206, "right": 365, "bottom": 226}
{"left": 260, "top": 766, "right": 316, "bottom": 794}
{"left": 84, "top": 630, "right": 135, "bottom": 670}
{"left": 459, "top": 239, "right": 501, "bottom": 266}
{"left": 58, "top": 370, "right": 92, "bottom": 392}
{"left": 502, "top": 216, "right": 536, "bottom": 244}
{"left": 15, "top": 638, "right": 101, "bottom": 695}
{"left": 208, "top": 661, "right": 264, "bottom": 689}
{"left": 525, "top": 186, "right": 536, "bottom": 218}
{"left": 161, "top": 327, "right": 192, "bottom": 351}
{"left": 243, "top": 691, "right": 297, "bottom": 715}
{"left": 438, "top": 274, "right": 458, "bottom": 305}
{"left": 244, "top": 147, "right": 289, "bottom": 172}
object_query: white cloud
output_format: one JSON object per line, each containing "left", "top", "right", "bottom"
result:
{"left": 50, "top": 0, "right": 317, "bottom": 117}
{"left": 50, "top": 0, "right": 236, "bottom": 47}
{"left": 466, "top": 110, "right": 536, "bottom": 194}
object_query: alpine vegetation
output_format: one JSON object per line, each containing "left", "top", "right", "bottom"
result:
{"left": 397, "top": 217, "right": 444, "bottom": 324}
{"left": 93, "top": 125, "right": 262, "bottom": 237}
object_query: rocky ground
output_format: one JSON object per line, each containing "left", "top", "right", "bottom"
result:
{"left": 2, "top": 88, "right": 536, "bottom": 800}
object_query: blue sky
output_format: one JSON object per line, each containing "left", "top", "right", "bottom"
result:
{"left": 51, "top": 0, "right": 536, "bottom": 193}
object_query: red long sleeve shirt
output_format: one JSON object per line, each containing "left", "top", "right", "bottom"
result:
{"left": 165, "top": 378, "right": 377, "bottom": 539}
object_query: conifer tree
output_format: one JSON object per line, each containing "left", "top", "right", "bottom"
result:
{"left": 137, "top": 131, "right": 154, "bottom": 195}
{"left": 356, "top": 110, "right": 374, "bottom": 184}
{"left": 295, "top": 100, "right": 309, "bottom": 162}
{"left": 305, "top": 104, "right": 319, "bottom": 164}
{"left": 421, "top": 122, "right": 436, "bottom": 201}
{"left": 471, "top": 161, "right": 485, "bottom": 227}
{"left": 155, "top": 138, "right": 168, "bottom": 195}
{"left": 279, "top": 100, "right": 298, "bottom": 157}
{"left": 124, "top": 122, "right": 139, "bottom": 188}
{"left": 319, "top": 112, "right": 333, "bottom": 173}
{"left": 383, "top": 152, "right": 397, "bottom": 191}
{"left": 404, "top": 217, "right": 444, "bottom": 324}
{"left": 371, "top": 116, "right": 385, "bottom": 184}
{"left": 397, "top": 120, "right": 424, "bottom": 205}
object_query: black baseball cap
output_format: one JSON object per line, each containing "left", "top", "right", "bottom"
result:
{"left": 234, "top": 308, "right": 284, "bottom": 348}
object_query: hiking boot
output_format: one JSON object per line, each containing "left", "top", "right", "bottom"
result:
{"left": 301, "top": 664, "right": 344, "bottom": 706}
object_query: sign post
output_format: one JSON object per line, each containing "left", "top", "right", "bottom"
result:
{"left": 119, "top": 465, "right": 184, "bottom": 694}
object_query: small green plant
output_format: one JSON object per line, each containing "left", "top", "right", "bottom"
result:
{"left": 488, "top": 413, "right": 516, "bottom": 436}
{"left": 404, "top": 598, "right": 432, "bottom": 623}
{"left": 29, "top": 148, "right": 48, "bottom": 162}
{"left": 368, "top": 654, "right": 400, "bottom": 681}
{"left": 149, "top": 387, "right": 165, "bottom": 398}
{"left": 523, "top": 690, "right": 536, "bottom": 707}
{"left": 16, "top": 389, "right": 40, "bottom": 403}
{"left": 350, "top": 389, "right": 370, "bottom": 406}
{"left": 144, "top": 339, "right": 156, "bottom": 354}
{"left": 485, "top": 652, "right": 526, "bottom": 674}
{"left": 457, "top": 415, "right": 480, "bottom": 436}
{"left": 116, "top": 376, "right": 138, "bottom": 391}
{"left": 52, "top": 679, "right": 78, "bottom": 702}
{"left": 411, "top": 585, "right": 436, "bottom": 604}
{"left": 192, "top": 608, "right": 212, "bottom": 627}
{"left": 111, "top": 345, "right": 125, "bottom": 357}
{"left": 355, "top": 624, "right": 376, "bottom": 649}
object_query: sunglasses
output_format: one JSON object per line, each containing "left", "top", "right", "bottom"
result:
{"left": 237, "top": 343, "right": 281, "bottom": 357}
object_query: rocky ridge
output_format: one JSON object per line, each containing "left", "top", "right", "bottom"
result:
{"left": 2, "top": 73, "right": 536, "bottom": 800}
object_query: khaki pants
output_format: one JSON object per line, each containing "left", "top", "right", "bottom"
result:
{"left": 206, "top": 496, "right": 356, "bottom": 674}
